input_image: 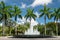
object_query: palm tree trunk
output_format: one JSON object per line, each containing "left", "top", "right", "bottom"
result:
{"left": 15, "top": 25, "right": 17, "bottom": 35}
{"left": 2, "top": 14, "right": 7, "bottom": 36}
{"left": 8, "top": 26, "right": 11, "bottom": 35}
{"left": 56, "top": 24, "right": 58, "bottom": 36}
{"left": 56, "top": 20, "right": 58, "bottom": 36}
{"left": 55, "top": 19, "right": 58, "bottom": 36}
{"left": 14, "top": 16, "right": 17, "bottom": 35}
{"left": 2, "top": 19, "right": 5, "bottom": 36}
{"left": 17, "top": 27, "right": 18, "bottom": 35}
{"left": 52, "top": 31, "right": 53, "bottom": 36}
{"left": 44, "top": 15, "right": 46, "bottom": 35}
{"left": 2, "top": 25, "right": 4, "bottom": 36}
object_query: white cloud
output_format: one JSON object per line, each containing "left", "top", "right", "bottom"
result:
{"left": 30, "top": 0, "right": 52, "bottom": 7}
{"left": 17, "top": 17, "right": 26, "bottom": 24}
{"left": 17, "top": 17, "right": 30, "bottom": 24}
{"left": 17, "top": 17, "right": 38, "bottom": 26}
{"left": 21, "top": 2, "right": 26, "bottom": 8}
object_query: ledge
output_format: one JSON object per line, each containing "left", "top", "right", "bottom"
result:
{"left": 11, "top": 35, "right": 54, "bottom": 38}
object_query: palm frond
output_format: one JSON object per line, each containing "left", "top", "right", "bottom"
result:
{"left": 39, "top": 13, "right": 44, "bottom": 18}
{"left": 18, "top": 15, "right": 22, "bottom": 19}
{"left": 39, "top": 9, "right": 43, "bottom": 12}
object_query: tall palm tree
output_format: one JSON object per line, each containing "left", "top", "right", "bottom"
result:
{"left": 25, "top": 8, "right": 37, "bottom": 32}
{"left": 0, "top": 1, "right": 12, "bottom": 36}
{"left": 51, "top": 8, "right": 60, "bottom": 36}
{"left": 39, "top": 4, "right": 51, "bottom": 35}
{"left": 12, "top": 5, "right": 22, "bottom": 35}
{"left": 25, "top": 8, "right": 37, "bottom": 22}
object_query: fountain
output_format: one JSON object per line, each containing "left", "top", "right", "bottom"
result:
{"left": 14, "top": 18, "right": 52, "bottom": 38}
{"left": 25, "top": 19, "right": 40, "bottom": 35}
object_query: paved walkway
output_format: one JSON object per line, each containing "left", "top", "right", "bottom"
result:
{"left": 0, "top": 36, "right": 60, "bottom": 40}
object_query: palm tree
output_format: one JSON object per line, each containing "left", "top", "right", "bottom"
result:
{"left": 0, "top": 1, "right": 12, "bottom": 36}
{"left": 39, "top": 4, "right": 51, "bottom": 35}
{"left": 6, "top": 19, "right": 14, "bottom": 35}
{"left": 24, "top": 22, "right": 30, "bottom": 29}
{"left": 12, "top": 5, "right": 22, "bottom": 35}
{"left": 46, "top": 22, "right": 56, "bottom": 35}
{"left": 17, "top": 23, "right": 30, "bottom": 35}
{"left": 51, "top": 8, "right": 60, "bottom": 36}
{"left": 33, "top": 24, "right": 44, "bottom": 34}
{"left": 0, "top": 13, "right": 2, "bottom": 23}
{"left": 25, "top": 8, "right": 37, "bottom": 32}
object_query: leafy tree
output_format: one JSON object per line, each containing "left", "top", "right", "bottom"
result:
{"left": 6, "top": 19, "right": 15, "bottom": 35}
{"left": 39, "top": 4, "right": 51, "bottom": 35}
{"left": 17, "top": 24, "right": 30, "bottom": 35}
{"left": 51, "top": 8, "right": 60, "bottom": 36}
{"left": 12, "top": 5, "right": 22, "bottom": 35}
{"left": 0, "top": 26, "right": 2, "bottom": 36}
{"left": 25, "top": 8, "right": 37, "bottom": 21}
{"left": 24, "top": 22, "right": 30, "bottom": 29}
{"left": 25, "top": 8, "right": 37, "bottom": 31}
{"left": 33, "top": 24, "right": 44, "bottom": 35}
{"left": 46, "top": 22, "right": 56, "bottom": 35}
{"left": 0, "top": 1, "right": 12, "bottom": 36}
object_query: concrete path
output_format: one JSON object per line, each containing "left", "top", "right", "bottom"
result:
{"left": 0, "top": 36, "right": 60, "bottom": 40}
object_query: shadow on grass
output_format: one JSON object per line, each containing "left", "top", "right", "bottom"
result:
{"left": 8, "top": 35, "right": 56, "bottom": 38}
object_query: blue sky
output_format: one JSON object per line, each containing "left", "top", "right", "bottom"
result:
{"left": 0, "top": 0, "right": 60, "bottom": 24}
